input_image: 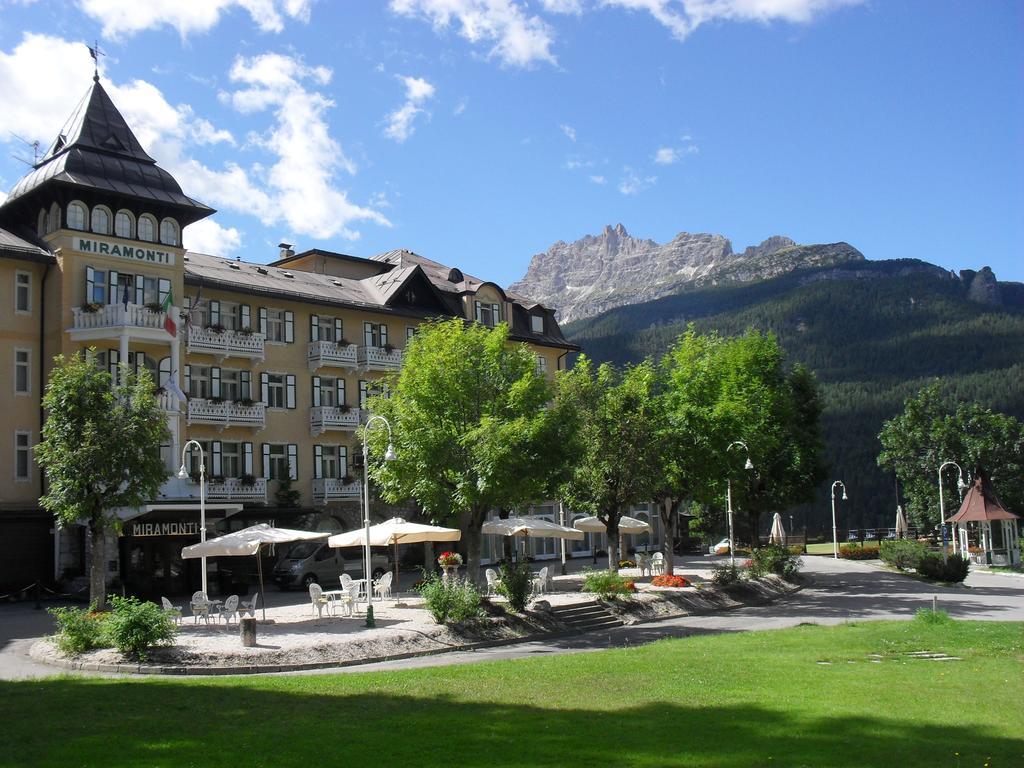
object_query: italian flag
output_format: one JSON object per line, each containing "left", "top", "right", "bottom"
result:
{"left": 161, "top": 290, "right": 177, "bottom": 337}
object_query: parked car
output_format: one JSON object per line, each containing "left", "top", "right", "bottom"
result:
{"left": 271, "top": 541, "right": 389, "bottom": 589}
{"left": 709, "top": 538, "right": 731, "bottom": 556}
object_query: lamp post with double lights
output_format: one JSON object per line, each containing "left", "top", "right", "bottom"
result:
{"left": 361, "top": 415, "right": 397, "bottom": 628}
{"left": 830, "top": 481, "right": 848, "bottom": 560}
{"left": 176, "top": 440, "right": 207, "bottom": 595}
{"left": 725, "top": 440, "right": 754, "bottom": 567}
{"left": 937, "top": 461, "right": 967, "bottom": 561}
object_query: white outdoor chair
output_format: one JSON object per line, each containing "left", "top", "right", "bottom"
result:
{"left": 651, "top": 552, "right": 666, "bottom": 575}
{"left": 343, "top": 582, "right": 360, "bottom": 616}
{"left": 373, "top": 571, "right": 393, "bottom": 601}
{"left": 161, "top": 596, "right": 182, "bottom": 624}
{"left": 340, "top": 573, "right": 354, "bottom": 591}
{"left": 636, "top": 553, "right": 652, "bottom": 577}
{"left": 485, "top": 568, "right": 500, "bottom": 596}
{"left": 309, "top": 583, "right": 330, "bottom": 618}
{"left": 220, "top": 595, "right": 240, "bottom": 627}
{"left": 190, "top": 591, "right": 211, "bottom": 624}
{"left": 533, "top": 567, "right": 549, "bottom": 596}
{"left": 240, "top": 592, "right": 259, "bottom": 618}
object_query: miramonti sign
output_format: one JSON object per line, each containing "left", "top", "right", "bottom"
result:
{"left": 76, "top": 237, "right": 175, "bottom": 266}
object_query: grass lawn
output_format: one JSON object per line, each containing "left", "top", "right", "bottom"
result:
{"left": 805, "top": 541, "right": 878, "bottom": 555}
{"left": 4, "top": 618, "right": 1022, "bottom": 768}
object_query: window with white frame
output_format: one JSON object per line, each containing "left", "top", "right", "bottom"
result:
{"left": 185, "top": 440, "right": 212, "bottom": 477}
{"left": 474, "top": 300, "right": 501, "bottom": 327}
{"left": 189, "top": 364, "right": 212, "bottom": 399}
{"left": 160, "top": 218, "right": 179, "bottom": 246}
{"left": 85, "top": 267, "right": 108, "bottom": 304}
{"left": 265, "top": 308, "right": 285, "bottom": 342}
{"left": 14, "top": 349, "right": 30, "bottom": 395}
{"left": 535, "top": 354, "right": 547, "bottom": 374}
{"left": 221, "top": 442, "right": 242, "bottom": 478}
{"left": 220, "top": 369, "right": 241, "bottom": 401}
{"left": 114, "top": 210, "right": 134, "bottom": 238}
{"left": 263, "top": 443, "right": 294, "bottom": 481}
{"left": 91, "top": 206, "right": 110, "bottom": 235}
{"left": 138, "top": 215, "right": 156, "bottom": 242}
{"left": 363, "top": 321, "right": 388, "bottom": 348}
{"left": 320, "top": 376, "right": 338, "bottom": 407}
{"left": 266, "top": 373, "right": 286, "bottom": 408}
{"left": 67, "top": 202, "right": 87, "bottom": 231}
{"left": 406, "top": 326, "right": 416, "bottom": 341}
{"left": 310, "top": 315, "right": 342, "bottom": 343}
{"left": 14, "top": 431, "right": 31, "bottom": 482}
{"left": 321, "top": 445, "right": 340, "bottom": 478}
{"left": 15, "top": 272, "right": 30, "bottom": 313}
{"left": 531, "top": 314, "right": 544, "bottom": 334}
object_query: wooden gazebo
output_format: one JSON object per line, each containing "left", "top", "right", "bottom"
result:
{"left": 947, "top": 471, "right": 1021, "bottom": 567}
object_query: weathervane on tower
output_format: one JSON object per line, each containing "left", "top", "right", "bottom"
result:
{"left": 86, "top": 40, "right": 104, "bottom": 81}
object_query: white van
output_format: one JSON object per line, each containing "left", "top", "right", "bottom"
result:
{"left": 271, "top": 541, "right": 388, "bottom": 590}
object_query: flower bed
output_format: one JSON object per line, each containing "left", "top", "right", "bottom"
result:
{"left": 839, "top": 544, "right": 879, "bottom": 560}
{"left": 651, "top": 574, "right": 690, "bottom": 588}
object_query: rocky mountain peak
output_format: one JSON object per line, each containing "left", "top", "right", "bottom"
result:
{"left": 967, "top": 266, "right": 1002, "bottom": 306}
{"left": 510, "top": 225, "right": 864, "bottom": 323}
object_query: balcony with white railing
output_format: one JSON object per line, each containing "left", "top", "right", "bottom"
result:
{"left": 187, "top": 325, "right": 265, "bottom": 361}
{"left": 155, "top": 390, "right": 181, "bottom": 413}
{"left": 357, "top": 345, "right": 403, "bottom": 371}
{"left": 309, "top": 406, "right": 361, "bottom": 436}
{"left": 69, "top": 302, "right": 179, "bottom": 341}
{"left": 312, "top": 477, "right": 362, "bottom": 505}
{"left": 307, "top": 341, "right": 358, "bottom": 371}
{"left": 204, "top": 477, "right": 268, "bottom": 503}
{"left": 186, "top": 398, "right": 265, "bottom": 430}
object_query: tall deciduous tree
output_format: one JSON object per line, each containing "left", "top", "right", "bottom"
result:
{"left": 365, "top": 319, "right": 574, "bottom": 582}
{"left": 35, "top": 353, "right": 169, "bottom": 608}
{"left": 878, "top": 383, "right": 1024, "bottom": 530}
{"left": 558, "top": 357, "right": 662, "bottom": 570}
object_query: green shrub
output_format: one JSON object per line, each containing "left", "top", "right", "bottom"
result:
{"left": 106, "top": 595, "right": 176, "bottom": 660}
{"left": 496, "top": 560, "right": 535, "bottom": 612}
{"left": 48, "top": 603, "right": 110, "bottom": 655}
{"left": 581, "top": 569, "right": 635, "bottom": 599}
{"left": 711, "top": 562, "right": 744, "bottom": 586}
{"left": 914, "top": 608, "right": 954, "bottom": 626}
{"left": 880, "top": 539, "right": 927, "bottom": 570}
{"left": 839, "top": 544, "right": 879, "bottom": 560}
{"left": 416, "top": 574, "right": 482, "bottom": 624}
{"left": 917, "top": 553, "right": 970, "bottom": 583}
{"left": 749, "top": 544, "right": 802, "bottom": 580}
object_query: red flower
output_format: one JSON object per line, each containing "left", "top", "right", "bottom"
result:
{"left": 651, "top": 575, "right": 690, "bottom": 588}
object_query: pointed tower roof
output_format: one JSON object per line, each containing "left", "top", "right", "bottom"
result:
{"left": 1, "top": 77, "right": 213, "bottom": 225}
{"left": 947, "top": 471, "right": 1019, "bottom": 523}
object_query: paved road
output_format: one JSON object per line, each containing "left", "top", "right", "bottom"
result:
{"left": 2, "top": 556, "right": 1021, "bottom": 680}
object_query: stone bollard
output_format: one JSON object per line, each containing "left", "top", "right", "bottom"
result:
{"left": 240, "top": 617, "right": 257, "bottom": 647}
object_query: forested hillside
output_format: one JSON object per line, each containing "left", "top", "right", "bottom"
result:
{"left": 564, "top": 259, "right": 1024, "bottom": 532}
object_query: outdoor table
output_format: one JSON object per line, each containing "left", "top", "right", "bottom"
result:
{"left": 322, "top": 590, "right": 354, "bottom": 616}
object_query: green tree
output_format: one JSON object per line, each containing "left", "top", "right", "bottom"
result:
{"left": 558, "top": 357, "right": 662, "bottom": 570}
{"left": 35, "top": 353, "right": 169, "bottom": 608}
{"left": 365, "top": 319, "right": 574, "bottom": 582}
{"left": 878, "top": 383, "right": 1024, "bottom": 530}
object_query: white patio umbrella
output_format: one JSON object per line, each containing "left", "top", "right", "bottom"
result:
{"left": 768, "top": 512, "right": 787, "bottom": 546}
{"left": 895, "top": 505, "right": 909, "bottom": 539}
{"left": 181, "top": 524, "right": 329, "bottom": 621}
{"left": 327, "top": 517, "right": 461, "bottom": 594}
{"left": 483, "top": 515, "right": 584, "bottom": 563}
{"left": 572, "top": 515, "right": 651, "bottom": 534}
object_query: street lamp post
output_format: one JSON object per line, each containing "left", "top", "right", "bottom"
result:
{"left": 938, "top": 461, "right": 967, "bottom": 561}
{"left": 726, "top": 441, "right": 754, "bottom": 567}
{"left": 176, "top": 440, "right": 207, "bottom": 596}
{"left": 830, "top": 481, "right": 848, "bottom": 560}
{"left": 361, "top": 415, "right": 397, "bottom": 628}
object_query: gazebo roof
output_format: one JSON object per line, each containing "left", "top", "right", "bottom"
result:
{"left": 946, "top": 473, "right": 1019, "bottom": 523}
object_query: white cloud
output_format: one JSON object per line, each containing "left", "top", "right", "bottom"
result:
{"left": 388, "top": 0, "right": 557, "bottom": 68}
{"left": 0, "top": 34, "right": 388, "bottom": 247}
{"left": 384, "top": 75, "right": 436, "bottom": 143}
{"left": 184, "top": 218, "right": 243, "bottom": 255}
{"left": 618, "top": 166, "right": 656, "bottom": 195}
{"left": 601, "top": 0, "right": 862, "bottom": 41}
{"left": 560, "top": 123, "right": 577, "bottom": 142}
{"left": 453, "top": 98, "right": 468, "bottom": 115}
{"left": 541, "top": 0, "right": 584, "bottom": 12}
{"left": 564, "top": 156, "right": 593, "bottom": 170}
{"left": 654, "top": 146, "right": 678, "bottom": 165}
{"left": 589, "top": 174, "right": 606, "bottom": 184}
{"left": 77, "top": 0, "right": 312, "bottom": 39}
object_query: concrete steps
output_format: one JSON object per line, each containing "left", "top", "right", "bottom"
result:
{"left": 550, "top": 600, "right": 624, "bottom": 632}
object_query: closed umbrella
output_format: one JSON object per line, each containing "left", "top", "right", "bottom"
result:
{"left": 328, "top": 517, "right": 461, "bottom": 596}
{"left": 769, "top": 512, "right": 787, "bottom": 546}
{"left": 181, "top": 524, "right": 329, "bottom": 621}
{"left": 895, "top": 506, "right": 909, "bottom": 539}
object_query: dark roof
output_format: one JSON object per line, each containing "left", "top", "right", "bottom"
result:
{"left": 947, "top": 472, "right": 1019, "bottom": 523}
{"left": 0, "top": 227, "right": 55, "bottom": 264}
{"left": 1, "top": 79, "right": 213, "bottom": 224}
{"left": 268, "top": 248, "right": 390, "bottom": 273}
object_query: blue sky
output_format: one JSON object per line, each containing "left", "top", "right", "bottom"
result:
{"left": 0, "top": 1, "right": 1021, "bottom": 285}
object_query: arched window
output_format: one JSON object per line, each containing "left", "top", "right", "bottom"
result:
{"left": 67, "top": 202, "right": 87, "bottom": 231}
{"left": 47, "top": 203, "right": 61, "bottom": 233}
{"left": 91, "top": 206, "right": 111, "bottom": 235}
{"left": 159, "top": 218, "right": 179, "bottom": 246}
{"left": 138, "top": 214, "right": 156, "bottom": 242}
{"left": 37, "top": 209, "right": 47, "bottom": 237}
{"left": 115, "top": 210, "right": 134, "bottom": 238}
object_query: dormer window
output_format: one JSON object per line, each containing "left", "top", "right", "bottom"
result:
{"left": 474, "top": 300, "right": 501, "bottom": 328}
{"left": 531, "top": 314, "right": 545, "bottom": 334}
{"left": 160, "top": 218, "right": 179, "bottom": 246}
{"left": 91, "top": 206, "right": 111, "bottom": 235}
{"left": 67, "top": 202, "right": 87, "bottom": 231}
{"left": 138, "top": 214, "right": 156, "bottom": 242}
{"left": 115, "top": 210, "right": 134, "bottom": 238}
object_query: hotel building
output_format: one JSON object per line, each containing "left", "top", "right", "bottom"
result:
{"left": 0, "top": 75, "right": 597, "bottom": 597}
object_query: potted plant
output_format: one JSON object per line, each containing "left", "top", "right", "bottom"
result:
{"left": 145, "top": 302, "right": 163, "bottom": 312}
{"left": 239, "top": 474, "right": 257, "bottom": 486}
{"left": 210, "top": 396, "right": 225, "bottom": 405}
{"left": 205, "top": 323, "right": 226, "bottom": 334}
{"left": 337, "top": 337, "right": 350, "bottom": 347}
{"left": 383, "top": 342, "right": 395, "bottom": 353}
{"left": 341, "top": 474, "right": 355, "bottom": 485}
{"left": 338, "top": 403, "right": 351, "bottom": 413}
{"left": 235, "top": 397, "right": 255, "bottom": 407}
{"left": 437, "top": 551, "right": 462, "bottom": 582}
{"left": 238, "top": 326, "right": 253, "bottom": 336}
{"left": 80, "top": 302, "right": 102, "bottom": 313}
